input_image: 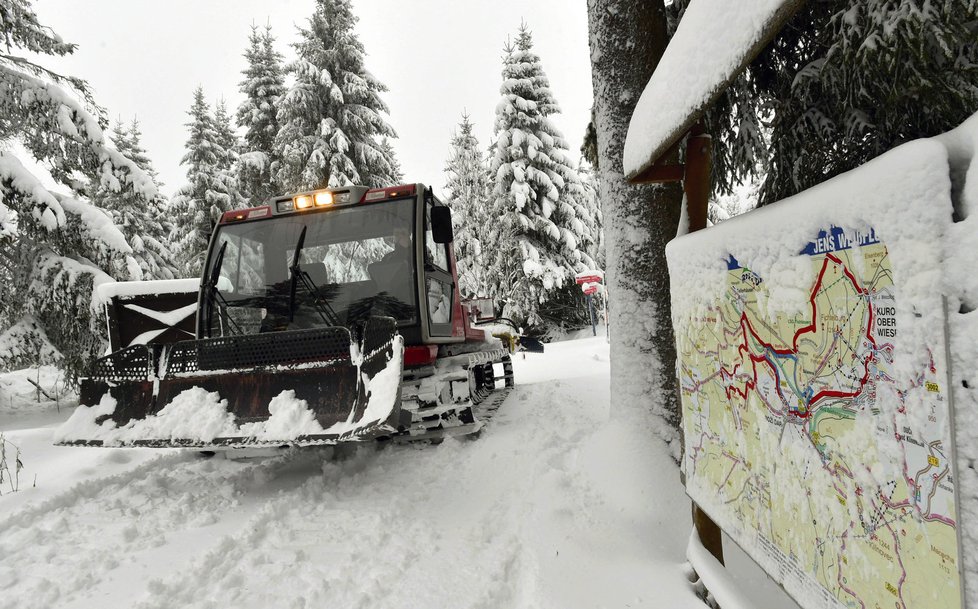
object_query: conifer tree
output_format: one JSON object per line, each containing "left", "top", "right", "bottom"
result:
{"left": 274, "top": 0, "right": 397, "bottom": 191}
{"left": 578, "top": 160, "right": 604, "bottom": 267}
{"left": 92, "top": 118, "right": 177, "bottom": 281}
{"left": 379, "top": 137, "right": 403, "bottom": 184}
{"left": 487, "top": 25, "right": 598, "bottom": 328}
{"left": 170, "top": 88, "right": 240, "bottom": 276}
{"left": 213, "top": 99, "right": 245, "bottom": 209}
{"left": 666, "top": 0, "right": 978, "bottom": 205}
{"left": 213, "top": 100, "right": 239, "bottom": 172}
{"left": 237, "top": 25, "right": 286, "bottom": 204}
{"left": 444, "top": 113, "right": 492, "bottom": 298}
{"left": 0, "top": 0, "right": 158, "bottom": 379}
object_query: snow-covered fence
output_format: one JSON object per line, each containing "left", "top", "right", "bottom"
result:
{"left": 666, "top": 116, "right": 978, "bottom": 609}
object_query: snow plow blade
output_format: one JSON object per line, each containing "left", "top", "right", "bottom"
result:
{"left": 56, "top": 317, "right": 404, "bottom": 448}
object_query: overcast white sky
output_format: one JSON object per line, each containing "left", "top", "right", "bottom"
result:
{"left": 31, "top": 0, "right": 594, "bottom": 198}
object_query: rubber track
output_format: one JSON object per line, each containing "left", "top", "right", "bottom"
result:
{"left": 394, "top": 349, "right": 514, "bottom": 442}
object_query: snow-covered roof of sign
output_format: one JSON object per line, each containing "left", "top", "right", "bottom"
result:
{"left": 623, "top": 0, "right": 805, "bottom": 181}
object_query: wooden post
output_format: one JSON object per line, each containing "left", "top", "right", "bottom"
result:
{"left": 683, "top": 127, "right": 724, "bottom": 565}
{"left": 683, "top": 131, "right": 711, "bottom": 233}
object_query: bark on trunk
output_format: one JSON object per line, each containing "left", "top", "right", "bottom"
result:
{"left": 587, "top": 0, "right": 684, "bottom": 455}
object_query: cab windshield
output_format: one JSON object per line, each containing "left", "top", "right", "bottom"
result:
{"left": 202, "top": 198, "right": 417, "bottom": 337}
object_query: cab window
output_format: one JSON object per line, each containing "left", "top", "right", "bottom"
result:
{"left": 425, "top": 204, "right": 450, "bottom": 271}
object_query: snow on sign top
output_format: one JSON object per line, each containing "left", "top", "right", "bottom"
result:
{"left": 96, "top": 278, "right": 201, "bottom": 303}
{"left": 623, "top": 0, "right": 804, "bottom": 181}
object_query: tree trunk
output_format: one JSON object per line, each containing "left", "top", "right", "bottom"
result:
{"left": 587, "top": 0, "right": 684, "bottom": 455}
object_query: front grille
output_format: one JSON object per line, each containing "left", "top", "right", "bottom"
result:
{"left": 89, "top": 345, "right": 156, "bottom": 381}
{"left": 195, "top": 327, "right": 355, "bottom": 371}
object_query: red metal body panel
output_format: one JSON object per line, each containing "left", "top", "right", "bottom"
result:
{"left": 404, "top": 345, "right": 438, "bottom": 367}
{"left": 447, "top": 246, "right": 486, "bottom": 343}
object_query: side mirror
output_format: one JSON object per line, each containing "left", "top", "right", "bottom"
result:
{"left": 466, "top": 297, "right": 496, "bottom": 322}
{"left": 431, "top": 206, "right": 454, "bottom": 244}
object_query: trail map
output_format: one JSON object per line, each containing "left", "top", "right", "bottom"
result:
{"left": 678, "top": 227, "right": 962, "bottom": 609}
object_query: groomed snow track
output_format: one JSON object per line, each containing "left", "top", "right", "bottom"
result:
{"left": 1, "top": 337, "right": 751, "bottom": 609}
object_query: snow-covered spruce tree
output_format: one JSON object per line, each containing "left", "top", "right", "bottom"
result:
{"left": 170, "top": 88, "right": 241, "bottom": 276}
{"left": 487, "top": 25, "right": 598, "bottom": 329}
{"left": 379, "top": 137, "right": 403, "bottom": 184}
{"left": 588, "top": 0, "right": 684, "bottom": 450}
{"left": 213, "top": 99, "right": 241, "bottom": 174}
{"left": 213, "top": 99, "right": 245, "bottom": 208}
{"left": 274, "top": 0, "right": 397, "bottom": 191}
{"left": 237, "top": 24, "right": 286, "bottom": 205}
{"left": 121, "top": 119, "right": 177, "bottom": 262}
{"left": 445, "top": 113, "right": 493, "bottom": 299}
{"left": 667, "top": 0, "right": 978, "bottom": 205}
{"left": 578, "top": 160, "right": 604, "bottom": 269}
{"left": 90, "top": 118, "right": 176, "bottom": 281}
{"left": 0, "top": 0, "right": 157, "bottom": 379}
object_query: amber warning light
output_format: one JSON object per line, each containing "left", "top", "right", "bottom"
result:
{"left": 276, "top": 189, "right": 356, "bottom": 213}
{"left": 315, "top": 192, "right": 333, "bottom": 206}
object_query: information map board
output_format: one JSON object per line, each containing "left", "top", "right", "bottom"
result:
{"left": 671, "top": 224, "right": 964, "bottom": 609}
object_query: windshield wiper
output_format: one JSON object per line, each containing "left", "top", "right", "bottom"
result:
{"left": 288, "top": 226, "right": 340, "bottom": 326}
{"left": 204, "top": 241, "right": 242, "bottom": 337}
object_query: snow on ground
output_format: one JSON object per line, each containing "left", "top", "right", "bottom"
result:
{"left": 0, "top": 337, "right": 795, "bottom": 609}
{"left": 0, "top": 366, "right": 69, "bottom": 418}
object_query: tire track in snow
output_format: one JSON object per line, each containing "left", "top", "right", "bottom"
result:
{"left": 1, "top": 339, "right": 704, "bottom": 608}
{"left": 132, "top": 380, "right": 611, "bottom": 609}
{"left": 0, "top": 448, "right": 330, "bottom": 609}
{"left": 0, "top": 452, "right": 191, "bottom": 535}
{"left": 134, "top": 445, "right": 535, "bottom": 608}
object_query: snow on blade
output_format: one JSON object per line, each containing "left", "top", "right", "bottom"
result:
{"left": 253, "top": 390, "right": 325, "bottom": 440}
{"left": 54, "top": 388, "right": 238, "bottom": 446}
{"left": 623, "top": 0, "right": 804, "bottom": 179}
{"left": 52, "top": 392, "right": 120, "bottom": 443}
{"left": 54, "top": 337, "right": 404, "bottom": 446}
{"left": 54, "top": 386, "right": 359, "bottom": 446}
{"left": 326, "top": 335, "right": 403, "bottom": 434}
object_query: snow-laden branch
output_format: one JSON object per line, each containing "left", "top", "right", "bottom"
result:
{"left": 0, "top": 151, "right": 65, "bottom": 232}
{"left": 1, "top": 64, "right": 158, "bottom": 200}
